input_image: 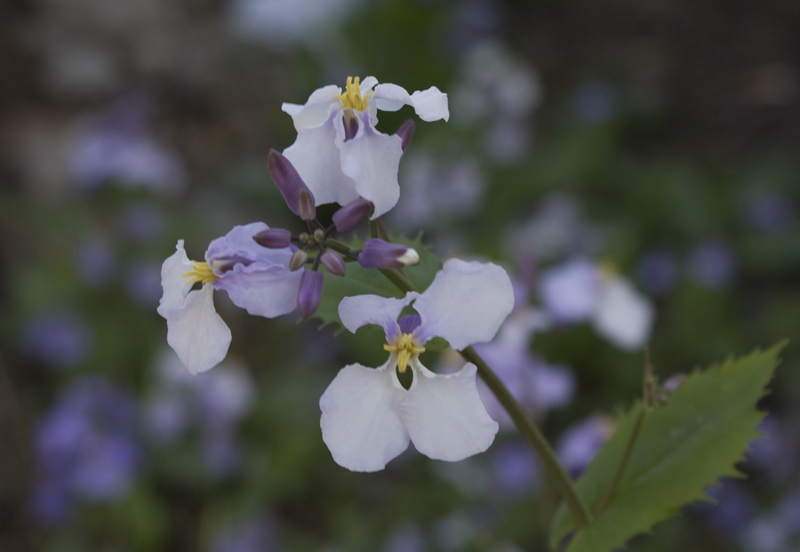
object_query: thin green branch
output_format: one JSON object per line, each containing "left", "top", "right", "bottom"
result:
{"left": 593, "top": 404, "right": 645, "bottom": 516}
{"left": 460, "top": 346, "right": 592, "bottom": 529}
{"left": 368, "top": 220, "right": 379, "bottom": 239}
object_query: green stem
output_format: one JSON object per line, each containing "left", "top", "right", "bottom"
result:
{"left": 460, "top": 346, "right": 592, "bottom": 529}
{"left": 368, "top": 220, "right": 378, "bottom": 239}
{"left": 594, "top": 404, "right": 645, "bottom": 517}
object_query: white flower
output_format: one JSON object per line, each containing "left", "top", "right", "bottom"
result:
{"left": 282, "top": 76, "right": 449, "bottom": 219}
{"left": 539, "top": 258, "right": 655, "bottom": 350}
{"left": 319, "top": 258, "right": 514, "bottom": 472}
{"left": 157, "top": 223, "right": 302, "bottom": 375}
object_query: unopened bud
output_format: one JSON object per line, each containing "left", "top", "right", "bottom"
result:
{"left": 297, "top": 189, "right": 317, "bottom": 221}
{"left": 289, "top": 250, "right": 308, "bottom": 271}
{"left": 268, "top": 149, "right": 317, "bottom": 219}
{"left": 357, "top": 239, "right": 420, "bottom": 269}
{"left": 332, "top": 198, "right": 374, "bottom": 232}
{"left": 320, "top": 250, "right": 346, "bottom": 277}
{"left": 253, "top": 228, "right": 292, "bottom": 249}
{"left": 395, "top": 119, "right": 415, "bottom": 152}
{"left": 297, "top": 270, "right": 324, "bottom": 319}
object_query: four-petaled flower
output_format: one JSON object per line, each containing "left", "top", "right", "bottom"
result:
{"left": 319, "top": 259, "right": 515, "bottom": 472}
{"left": 157, "top": 223, "right": 302, "bottom": 374}
{"left": 282, "top": 76, "right": 449, "bottom": 219}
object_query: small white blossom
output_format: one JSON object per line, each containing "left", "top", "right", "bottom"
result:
{"left": 319, "top": 259, "right": 514, "bottom": 472}
{"left": 539, "top": 258, "right": 655, "bottom": 350}
{"left": 157, "top": 223, "right": 301, "bottom": 374}
{"left": 282, "top": 76, "right": 449, "bottom": 218}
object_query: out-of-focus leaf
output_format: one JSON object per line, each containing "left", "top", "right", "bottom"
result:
{"left": 550, "top": 342, "right": 784, "bottom": 552}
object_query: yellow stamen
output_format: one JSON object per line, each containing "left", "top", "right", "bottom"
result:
{"left": 383, "top": 333, "right": 426, "bottom": 373}
{"left": 183, "top": 261, "right": 217, "bottom": 285}
{"left": 332, "top": 76, "right": 374, "bottom": 111}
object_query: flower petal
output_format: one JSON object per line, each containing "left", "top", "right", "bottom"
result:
{"left": 157, "top": 239, "right": 194, "bottom": 318}
{"left": 539, "top": 258, "right": 601, "bottom": 323}
{"left": 339, "top": 116, "right": 403, "bottom": 218}
{"left": 399, "top": 361, "right": 498, "bottom": 461}
{"left": 319, "top": 361, "right": 410, "bottom": 472}
{"left": 413, "top": 259, "right": 514, "bottom": 350}
{"left": 338, "top": 293, "right": 418, "bottom": 342}
{"left": 281, "top": 84, "right": 341, "bottom": 130}
{"left": 165, "top": 284, "right": 231, "bottom": 375}
{"left": 217, "top": 263, "right": 302, "bottom": 318}
{"left": 207, "top": 222, "right": 293, "bottom": 268}
{"left": 373, "top": 83, "right": 450, "bottom": 122}
{"left": 282, "top": 111, "right": 360, "bottom": 207}
{"left": 592, "top": 277, "right": 654, "bottom": 350}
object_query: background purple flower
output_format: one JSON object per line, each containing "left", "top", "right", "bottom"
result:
{"left": 635, "top": 249, "right": 678, "bottom": 296}
{"left": 687, "top": 240, "right": 738, "bottom": 289}
{"left": 32, "top": 376, "right": 141, "bottom": 525}
{"left": 22, "top": 311, "right": 93, "bottom": 370}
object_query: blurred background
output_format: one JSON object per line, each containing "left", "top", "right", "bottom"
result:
{"left": 1, "top": 0, "right": 799, "bottom": 550}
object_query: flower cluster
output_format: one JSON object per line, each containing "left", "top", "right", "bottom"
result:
{"left": 156, "top": 74, "right": 653, "bottom": 475}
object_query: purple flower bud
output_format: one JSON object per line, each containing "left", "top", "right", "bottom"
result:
{"left": 320, "top": 250, "right": 346, "bottom": 277}
{"left": 268, "top": 149, "right": 316, "bottom": 219}
{"left": 395, "top": 119, "right": 416, "bottom": 152}
{"left": 297, "top": 189, "right": 316, "bottom": 221}
{"left": 297, "top": 270, "right": 323, "bottom": 319}
{"left": 253, "top": 228, "right": 292, "bottom": 249}
{"left": 289, "top": 250, "right": 308, "bottom": 271}
{"left": 358, "top": 239, "right": 420, "bottom": 269}
{"left": 332, "top": 198, "right": 374, "bottom": 232}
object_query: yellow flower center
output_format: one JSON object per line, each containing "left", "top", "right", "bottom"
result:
{"left": 333, "top": 76, "right": 374, "bottom": 111}
{"left": 183, "top": 261, "right": 217, "bottom": 285}
{"left": 599, "top": 260, "right": 617, "bottom": 282}
{"left": 384, "top": 333, "right": 426, "bottom": 373}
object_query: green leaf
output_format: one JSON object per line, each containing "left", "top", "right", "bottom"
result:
{"left": 314, "top": 235, "right": 442, "bottom": 328}
{"left": 550, "top": 342, "right": 784, "bottom": 552}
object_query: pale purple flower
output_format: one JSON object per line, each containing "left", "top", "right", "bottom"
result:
{"left": 491, "top": 441, "right": 540, "bottom": 496}
{"left": 209, "top": 514, "right": 279, "bottom": 552}
{"left": 282, "top": 76, "right": 449, "bottom": 218}
{"left": 22, "top": 311, "right": 93, "bottom": 370}
{"left": 688, "top": 240, "right": 737, "bottom": 288}
{"left": 695, "top": 480, "right": 756, "bottom": 534}
{"left": 742, "top": 190, "right": 795, "bottom": 234}
{"left": 70, "top": 94, "right": 185, "bottom": 194}
{"left": 120, "top": 202, "right": 166, "bottom": 242}
{"left": 469, "top": 308, "right": 574, "bottom": 427}
{"left": 539, "top": 258, "right": 655, "bottom": 351}
{"left": 75, "top": 236, "right": 115, "bottom": 288}
{"left": 124, "top": 260, "right": 163, "bottom": 307}
{"left": 556, "top": 415, "right": 612, "bottom": 478}
{"left": 635, "top": 249, "right": 678, "bottom": 296}
{"left": 320, "top": 259, "right": 514, "bottom": 472}
{"left": 32, "top": 377, "right": 140, "bottom": 525}
{"left": 157, "top": 223, "right": 302, "bottom": 374}
{"left": 384, "top": 524, "right": 425, "bottom": 552}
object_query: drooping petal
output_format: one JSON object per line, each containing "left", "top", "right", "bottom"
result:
{"left": 592, "top": 277, "right": 654, "bottom": 350}
{"left": 216, "top": 263, "right": 302, "bottom": 318}
{"left": 373, "top": 83, "right": 450, "bottom": 122}
{"left": 164, "top": 284, "right": 231, "bottom": 375}
{"left": 338, "top": 293, "right": 418, "bottom": 342}
{"left": 319, "top": 361, "right": 410, "bottom": 472}
{"left": 412, "top": 259, "right": 514, "bottom": 350}
{"left": 398, "top": 361, "right": 498, "bottom": 462}
{"left": 339, "top": 115, "right": 403, "bottom": 218}
{"left": 281, "top": 84, "right": 342, "bottom": 130}
{"left": 282, "top": 111, "right": 360, "bottom": 207}
{"left": 157, "top": 239, "right": 194, "bottom": 318}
